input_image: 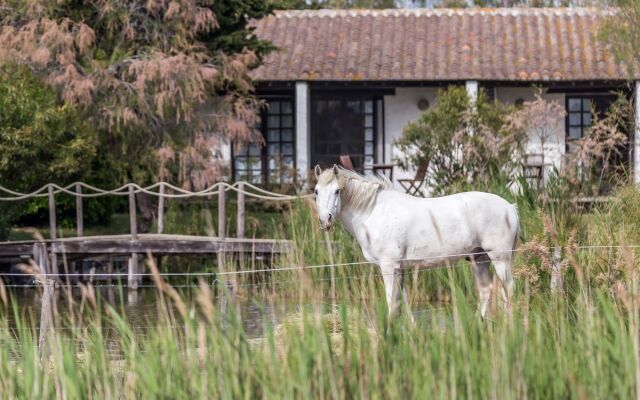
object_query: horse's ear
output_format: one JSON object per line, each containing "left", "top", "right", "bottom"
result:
{"left": 314, "top": 164, "right": 322, "bottom": 179}
{"left": 332, "top": 164, "right": 339, "bottom": 176}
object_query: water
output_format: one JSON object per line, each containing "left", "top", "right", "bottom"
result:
{"left": 2, "top": 285, "right": 443, "bottom": 360}
{"left": 4, "top": 287, "right": 317, "bottom": 338}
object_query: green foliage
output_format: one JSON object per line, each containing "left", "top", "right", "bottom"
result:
{"left": 0, "top": 0, "right": 277, "bottom": 189}
{"left": 395, "top": 86, "right": 525, "bottom": 195}
{"left": 3, "top": 185, "right": 640, "bottom": 397}
{"left": 600, "top": 0, "right": 640, "bottom": 77}
{"left": 0, "top": 66, "right": 121, "bottom": 238}
{"left": 0, "top": 67, "right": 96, "bottom": 188}
{"left": 275, "top": 0, "right": 397, "bottom": 8}
{"left": 204, "top": 0, "right": 277, "bottom": 59}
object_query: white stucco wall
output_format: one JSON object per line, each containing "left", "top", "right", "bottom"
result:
{"left": 383, "top": 87, "right": 439, "bottom": 184}
{"left": 496, "top": 87, "right": 566, "bottom": 181}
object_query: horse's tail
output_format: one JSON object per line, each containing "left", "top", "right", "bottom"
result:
{"left": 511, "top": 202, "right": 520, "bottom": 252}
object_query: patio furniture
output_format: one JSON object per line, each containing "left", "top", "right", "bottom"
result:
{"left": 339, "top": 155, "right": 355, "bottom": 171}
{"left": 398, "top": 164, "right": 428, "bottom": 196}
{"left": 372, "top": 163, "right": 394, "bottom": 181}
{"left": 523, "top": 154, "right": 544, "bottom": 188}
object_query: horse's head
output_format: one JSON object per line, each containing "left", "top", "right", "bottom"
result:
{"left": 313, "top": 164, "right": 342, "bottom": 231}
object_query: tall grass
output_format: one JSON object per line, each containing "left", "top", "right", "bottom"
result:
{"left": 1, "top": 187, "right": 640, "bottom": 398}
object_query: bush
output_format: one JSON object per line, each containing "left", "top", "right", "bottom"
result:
{"left": 395, "top": 86, "right": 526, "bottom": 195}
{"left": 0, "top": 66, "right": 121, "bottom": 237}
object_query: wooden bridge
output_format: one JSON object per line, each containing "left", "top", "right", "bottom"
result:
{"left": 0, "top": 181, "right": 305, "bottom": 288}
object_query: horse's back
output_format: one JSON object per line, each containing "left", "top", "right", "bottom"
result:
{"left": 447, "top": 191, "right": 519, "bottom": 251}
{"left": 398, "top": 190, "right": 518, "bottom": 251}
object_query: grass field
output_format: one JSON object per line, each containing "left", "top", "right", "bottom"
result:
{"left": 1, "top": 186, "right": 640, "bottom": 398}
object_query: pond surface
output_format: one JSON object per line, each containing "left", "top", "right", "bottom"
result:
{"left": 4, "top": 286, "right": 440, "bottom": 340}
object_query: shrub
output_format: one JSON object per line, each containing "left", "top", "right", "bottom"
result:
{"left": 395, "top": 86, "right": 526, "bottom": 195}
{"left": 0, "top": 66, "right": 120, "bottom": 237}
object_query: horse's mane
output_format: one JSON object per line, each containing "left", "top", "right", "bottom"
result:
{"left": 318, "top": 167, "right": 393, "bottom": 211}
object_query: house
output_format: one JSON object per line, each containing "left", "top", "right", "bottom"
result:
{"left": 231, "top": 7, "right": 639, "bottom": 188}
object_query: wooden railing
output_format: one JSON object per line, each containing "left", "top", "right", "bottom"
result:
{"left": 0, "top": 181, "right": 310, "bottom": 288}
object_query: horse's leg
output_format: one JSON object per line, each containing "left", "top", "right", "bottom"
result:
{"left": 471, "top": 251, "right": 492, "bottom": 318}
{"left": 488, "top": 251, "right": 514, "bottom": 307}
{"left": 399, "top": 272, "right": 415, "bottom": 324}
{"left": 380, "top": 263, "right": 402, "bottom": 317}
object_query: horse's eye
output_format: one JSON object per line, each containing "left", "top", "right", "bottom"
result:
{"left": 314, "top": 189, "right": 318, "bottom": 196}
{"left": 335, "top": 189, "right": 340, "bottom": 195}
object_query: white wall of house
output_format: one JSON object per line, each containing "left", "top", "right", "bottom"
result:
{"left": 382, "top": 86, "right": 567, "bottom": 189}
{"left": 383, "top": 87, "right": 439, "bottom": 184}
{"left": 496, "top": 87, "right": 566, "bottom": 181}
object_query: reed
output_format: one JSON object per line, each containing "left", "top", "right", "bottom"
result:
{"left": 1, "top": 186, "right": 640, "bottom": 399}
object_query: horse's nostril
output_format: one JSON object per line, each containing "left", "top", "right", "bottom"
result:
{"left": 328, "top": 214, "right": 333, "bottom": 222}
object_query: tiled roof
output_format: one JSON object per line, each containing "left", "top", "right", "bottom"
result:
{"left": 251, "top": 8, "right": 630, "bottom": 82}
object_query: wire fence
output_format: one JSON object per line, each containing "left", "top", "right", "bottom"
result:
{"left": 1, "top": 244, "right": 636, "bottom": 287}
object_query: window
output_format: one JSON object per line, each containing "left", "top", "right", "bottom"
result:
{"left": 311, "top": 97, "right": 376, "bottom": 172}
{"left": 566, "top": 95, "right": 616, "bottom": 140}
{"left": 567, "top": 97, "right": 593, "bottom": 140}
{"left": 233, "top": 99, "right": 295, "bottom": 184}
{"left": 234, "top": 142, "right": 263, "bottom": 183}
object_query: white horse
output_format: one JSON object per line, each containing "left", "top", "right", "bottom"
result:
{"left": 313, "top": 165, "right": 519, "bottom": 318}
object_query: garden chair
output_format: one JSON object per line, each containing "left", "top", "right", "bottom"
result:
{"left": 398, "top": 164, "right": 428, "bottom": 197}
{"left": 523, "top": 153, "right": 544, "bottom": 188}
{"left": 372, "top": 163, "right": 394, "bottom": 181}
{"left": 339, "top": 155, "right": 355, "bottom": 171}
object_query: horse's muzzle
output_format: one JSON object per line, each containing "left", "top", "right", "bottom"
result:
{"left": 319, "top": 216, "right": 333, "bottom": 231}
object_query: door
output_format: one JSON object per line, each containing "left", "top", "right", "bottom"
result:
{"left": 311, "top": 96, "right": 376, "bottom": 172}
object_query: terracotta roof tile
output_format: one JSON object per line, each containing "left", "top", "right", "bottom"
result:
{"left": 252, "top": 8, "right": 629, "bottom": 82}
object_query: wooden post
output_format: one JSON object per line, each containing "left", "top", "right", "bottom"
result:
{"left": 75, "top": 184, "right": 83, "bottom": 237}
{"left": 38, "top": 278, "right": 55, "bottom": 361}
{"left": 237, "top": 182, "right": 245, "bottom": 239}
{"left": 128, "top": 185, "right": 139, "bottom": 290}
{"left": 217, "top": 183, "right": 231, "bottom": 295}
{"left": 106, "top": 258, "right": 113, "bottom": 286}
{"left": 218, "top": 184, "right": 226, "bottom": 240}
{"left": 219, "top": 280, "right": 235, "bottom": 325}
{"left": 550, "top": 247, "right": 563, "bottom": 293}
{"left": 157, "top": 183, "right": 165, "bottom": 234}
{"left": 32, "top": 243, "right": 40, "bottom": 273}
{"left": 38, "top": 242, "right": 49, "bottom": 277}
{"left": 47, "top": 185, "right": 58, "bottom": 276}
{"left": 32, "top": 242, "right": 49, "bottom": 279}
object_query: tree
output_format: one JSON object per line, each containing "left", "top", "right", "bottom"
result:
{"left": 0, "top": 66, "right": 120, "bottom": 239}
{"left": 0, "top": 0, "right": 274, "bottom": 190}
{"left": 601, "top": 0, "right": 640, "bottom": 79}
{"left": 275, "top": 0, "right": 424, "bottom": 9}
{"left": 395, "top": 86, "right": 526, "bottom": 195}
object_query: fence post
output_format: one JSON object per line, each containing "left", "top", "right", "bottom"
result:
{"left": 38, "top": 278, "right": 55, "bottom": 361}
{"left": 157, "top": 183, "right": 165, "bottom": 234}
{"left": 47, "top": 185, "right": 58, "bottom": 275}
{"left": 550, "top": 247, "right": 563, "bottom": 293}
{"left": 218, "top": 183, "right": 226, "bottom": 240}
{"left": 237, "top": 182, "right": 245, "bottom": 239}
{"left": 32, "top": 242, "right": 49, "bottom": 277}
{"left": 219, "top": 280, "right": 235, "bottom": 325}
{"left": 75, "top": 184, "right": 83, "bottom": 237}
{"left": 128, "top": 184, "right": 139, "bottom": 290}
{"left": 106, "top": 257, "right": 113, "bottom": 286}
{"left": 217, "top": 183, "right": 230, "bottom": 294}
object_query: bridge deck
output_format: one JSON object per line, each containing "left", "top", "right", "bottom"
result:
{"left": 0, "top": 234, "right": 292, "bottom": 261}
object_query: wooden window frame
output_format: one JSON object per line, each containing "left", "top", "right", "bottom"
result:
{"left": 310, "top": 95, "right": 377, "bottom": 173}
{"left": 232, "top": 98, "right": 296, "bottom": 185}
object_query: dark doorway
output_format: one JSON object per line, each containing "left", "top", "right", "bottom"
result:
{"left": 311, "top": 96, "right": 376, "bottom": 172}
